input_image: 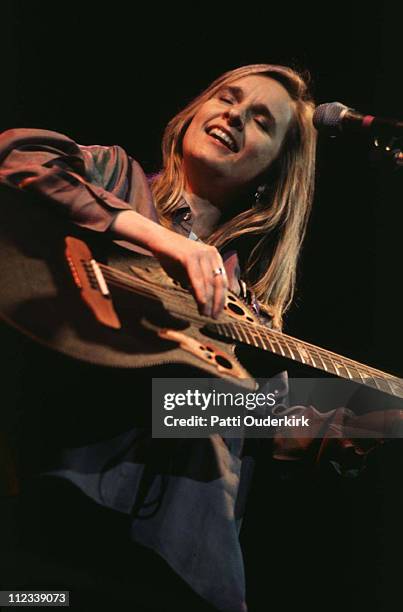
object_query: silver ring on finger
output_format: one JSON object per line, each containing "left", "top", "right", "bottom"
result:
{"left": 213, "top": 267, "right": 224, "bottom": 277}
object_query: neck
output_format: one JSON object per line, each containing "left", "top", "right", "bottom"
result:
{"left": 182, "top": 189, "right": 223, "bottom": 239}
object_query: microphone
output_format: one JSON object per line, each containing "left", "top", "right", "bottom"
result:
{"left": 313, "top": 102, "right": 403, "bottom": 138}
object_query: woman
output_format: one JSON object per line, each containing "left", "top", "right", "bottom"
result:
{"left": 0, "top": 64, "right": 316, "bottom": 328}
{"left": 0, "top": 64, "right": 340, "bottom": 611}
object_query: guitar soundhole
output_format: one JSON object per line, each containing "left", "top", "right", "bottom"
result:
{"left": 199, "top": 345, "right": 214, "bottom": 359}
{"left": 215, "top": 355, "right": 233, "bottom": 370}
{"left": 227, "top": 302, "right": 245, "bottom": 316}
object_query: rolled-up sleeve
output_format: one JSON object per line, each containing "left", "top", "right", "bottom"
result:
{"left": 0, "top": 128, "right": 159, "bottom": 231}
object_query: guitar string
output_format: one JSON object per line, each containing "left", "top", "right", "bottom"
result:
{"left": 81, "top": 256, "right": 401, "bottom": 392}
{"left": 95, "top": 284, "right": 401, "bottom": 398}
{"left": 99, "top": 262, "right": 388, "bottom": 376}
{"left": 95, "top": 265, "right": 401, "bottom": 392}
{"left": 98, "top": 265, "right": 401, "bottom": 387}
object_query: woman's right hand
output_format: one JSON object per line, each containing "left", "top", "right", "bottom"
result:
{"left": 110, "top": 210, "right": 228, "bottom": 318}
{"left": 150, "top": 229, "right": 228, "bottom": 319}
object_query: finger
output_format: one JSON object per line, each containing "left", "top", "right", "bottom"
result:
{"left": 199, "top": 254, "right": 227, "bottom": 318}
{"left": 186, "top": 257, "right": 209, "bottom": 315}
{"left": 198, "top": 255, "right": 217, "bottom": 317}
{"left": 211, "top": 263, "right": 228, "bottom": 318}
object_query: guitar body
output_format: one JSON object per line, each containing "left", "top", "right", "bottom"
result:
{"left": 0, "top": 185, "right": 259, "bottom": 390}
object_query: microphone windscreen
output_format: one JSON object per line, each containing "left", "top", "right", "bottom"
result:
{"left": 313, "top": 102, "right": 348, "bottom": 131}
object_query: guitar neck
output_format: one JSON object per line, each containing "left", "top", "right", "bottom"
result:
{"left": 212, "top": 320, "right": 403, "bottom": 400}
{"left": 100, "top": 258, "right": 403, "bottom": 400}
{"left": 97, "top": 257, "right": 403, "bottom": 400}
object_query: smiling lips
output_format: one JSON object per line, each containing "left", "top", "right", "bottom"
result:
{"left": 206, "top": 126, "right": 239, "bottom": 153}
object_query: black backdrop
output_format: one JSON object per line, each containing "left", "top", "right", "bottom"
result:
{"left": 1, "top": 2, "right": 403, "bottom": 611}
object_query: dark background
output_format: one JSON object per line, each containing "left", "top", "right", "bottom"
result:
{"left": 1, "top": 2, "right": 402, "bottom": 611}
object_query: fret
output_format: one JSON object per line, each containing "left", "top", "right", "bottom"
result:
{"left": 343, "top": 365, "right": 353, "bottom": 380}
{"left": 230, "top": 322, "right": 245, "bottom": 343}
{"left": 355, "top": 364, "right": 391, "bottom": 393}
{"left": 386, "top": 377, "right": 403, "bottom": 398}
{"left": 331, "top": 361, "right": 340, "bottom": 376}
{"left": 221, "top": 323, "right": 238, "bottom": 342}
{"left": 303, "top": 347, "right": 316, "bottom": 368}
{"left": 293, "top": 343, "right": 310, "bottom": 366}
{"left": 291, "top": 340, "right": 320, "bottom": 370}
{"left": 320, "top": 356, "right": 339, "bottom": 376}
{"left": 364, "top": 376, "right": 381, "bottom": 391}
{"left": 284, "top": 340, "right": 295, "bottom": 361}
{"left": 286, "top": 339, "right": 315, "bottom": 368}
{"left": 288, "top": 342, "right": 306, "bottom": 365}
{"left": 214, "top": 323, "right": 228, "bottom": 338}
{"left": 271, "top": 334, "right": 284, "bottom": 357}
{"left": 256, "top": 332, "right": 274, "bottom": 353}
{"left": 267, "top": 334, "right": 285, "bottom": 357}
{"left": 253, "top": 330, "right": 269, "bottom": 350}
{"left": 249, "top": 331, "right": 264, "bottom": 349}
{"left": 349, "top": 367, "right": 380, "bottom": 390}
{"left": 373, "top": 377, "right": 391, "bottom": 393}
{"left": 344, "top": 365, "right": 361, "bottom": 380}
{"left": 332, "top": 361, "right": 351, "bottom": 379}
{"left": 260, "top": 331, "right": 274, "bottom": 352}
{"left": 234, "top": 323, "right": 250, "bottom": 344}
{"left": 355, "top": 368, "right": 378, "bottom": 388}
{"left": 241, "top": 326, "right": 261, "bottom": 348}
{"left": 231, "top": 323, "right": 267, "bottom": 350}
{"left": 368, "top": 376, "right": 394, "bottom": 395}
{"left": 283, "top": 339, "right": 296, "bottom": 360}
{"left": 279, "top": 338, "right": 294, "bottom": 359}
{"left": 297, "top": 345, "right": 315, "bottom": 368}
{"left": 354, "top": 369, "right": 367, "bottom": 384}
{"left": 323, "top": 356, "right": 366, "bottom": 382}
{"left": 314, "top": 350, "right": 329, "bottom": 373}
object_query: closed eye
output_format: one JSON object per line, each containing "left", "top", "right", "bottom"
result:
{"left": 219, "top": 96, "right": 235, "bottom": 104}
{"left": 255, "top": 118, "right": 269, "bottom": 131}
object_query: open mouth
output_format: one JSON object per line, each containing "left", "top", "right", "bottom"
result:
{"left": 206, "top": 126, "right": 239, "bottom": 152}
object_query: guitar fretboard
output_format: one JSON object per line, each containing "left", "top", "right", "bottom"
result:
{"left": 97, "top": 260, "right": 403, "bottom": 400}
{"left": 212, "top": 320, "right": 403, "bottom": 400}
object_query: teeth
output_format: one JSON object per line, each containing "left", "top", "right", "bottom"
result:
{"left": 208, "top": 127, "right": 237, "bottom": 152}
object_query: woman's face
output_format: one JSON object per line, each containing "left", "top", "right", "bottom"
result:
{"left": 182, "top": 74, "right": 295, "bottom": 201}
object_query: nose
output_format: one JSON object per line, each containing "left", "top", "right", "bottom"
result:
{"left": 224, "top": 106, "right": 245, "bottom": 130}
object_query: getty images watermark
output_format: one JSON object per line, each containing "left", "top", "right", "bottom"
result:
{"left": 162, "top": 386, "right": 309, "bottom": 428}
{"left": 153, "top": 378, "right": 314, "bottom": 438}
{"left": 152, "top": 377, "right": 403, "bottom": 438}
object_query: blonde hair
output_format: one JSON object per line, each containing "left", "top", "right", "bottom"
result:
{"left": 151, "top": 64, "right": 317, "bottom": 329}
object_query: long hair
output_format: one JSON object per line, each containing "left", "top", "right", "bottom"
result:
{"left": 151, "top": 64, "right": 317, "bottom": 329}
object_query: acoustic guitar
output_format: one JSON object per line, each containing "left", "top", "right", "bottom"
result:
{"left": 0, "top": 184, "right": 402, "bottom": 401}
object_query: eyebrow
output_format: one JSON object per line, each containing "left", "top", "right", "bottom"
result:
{"left": 219, "top": 85, "right": 276, "bottom": 127}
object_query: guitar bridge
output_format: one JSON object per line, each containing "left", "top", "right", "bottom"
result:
{"left": 65, "top": 236, "right": 121, "bottom": 329}
{"left": 87, "top": 259, "right": 110, "bottom": 296}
